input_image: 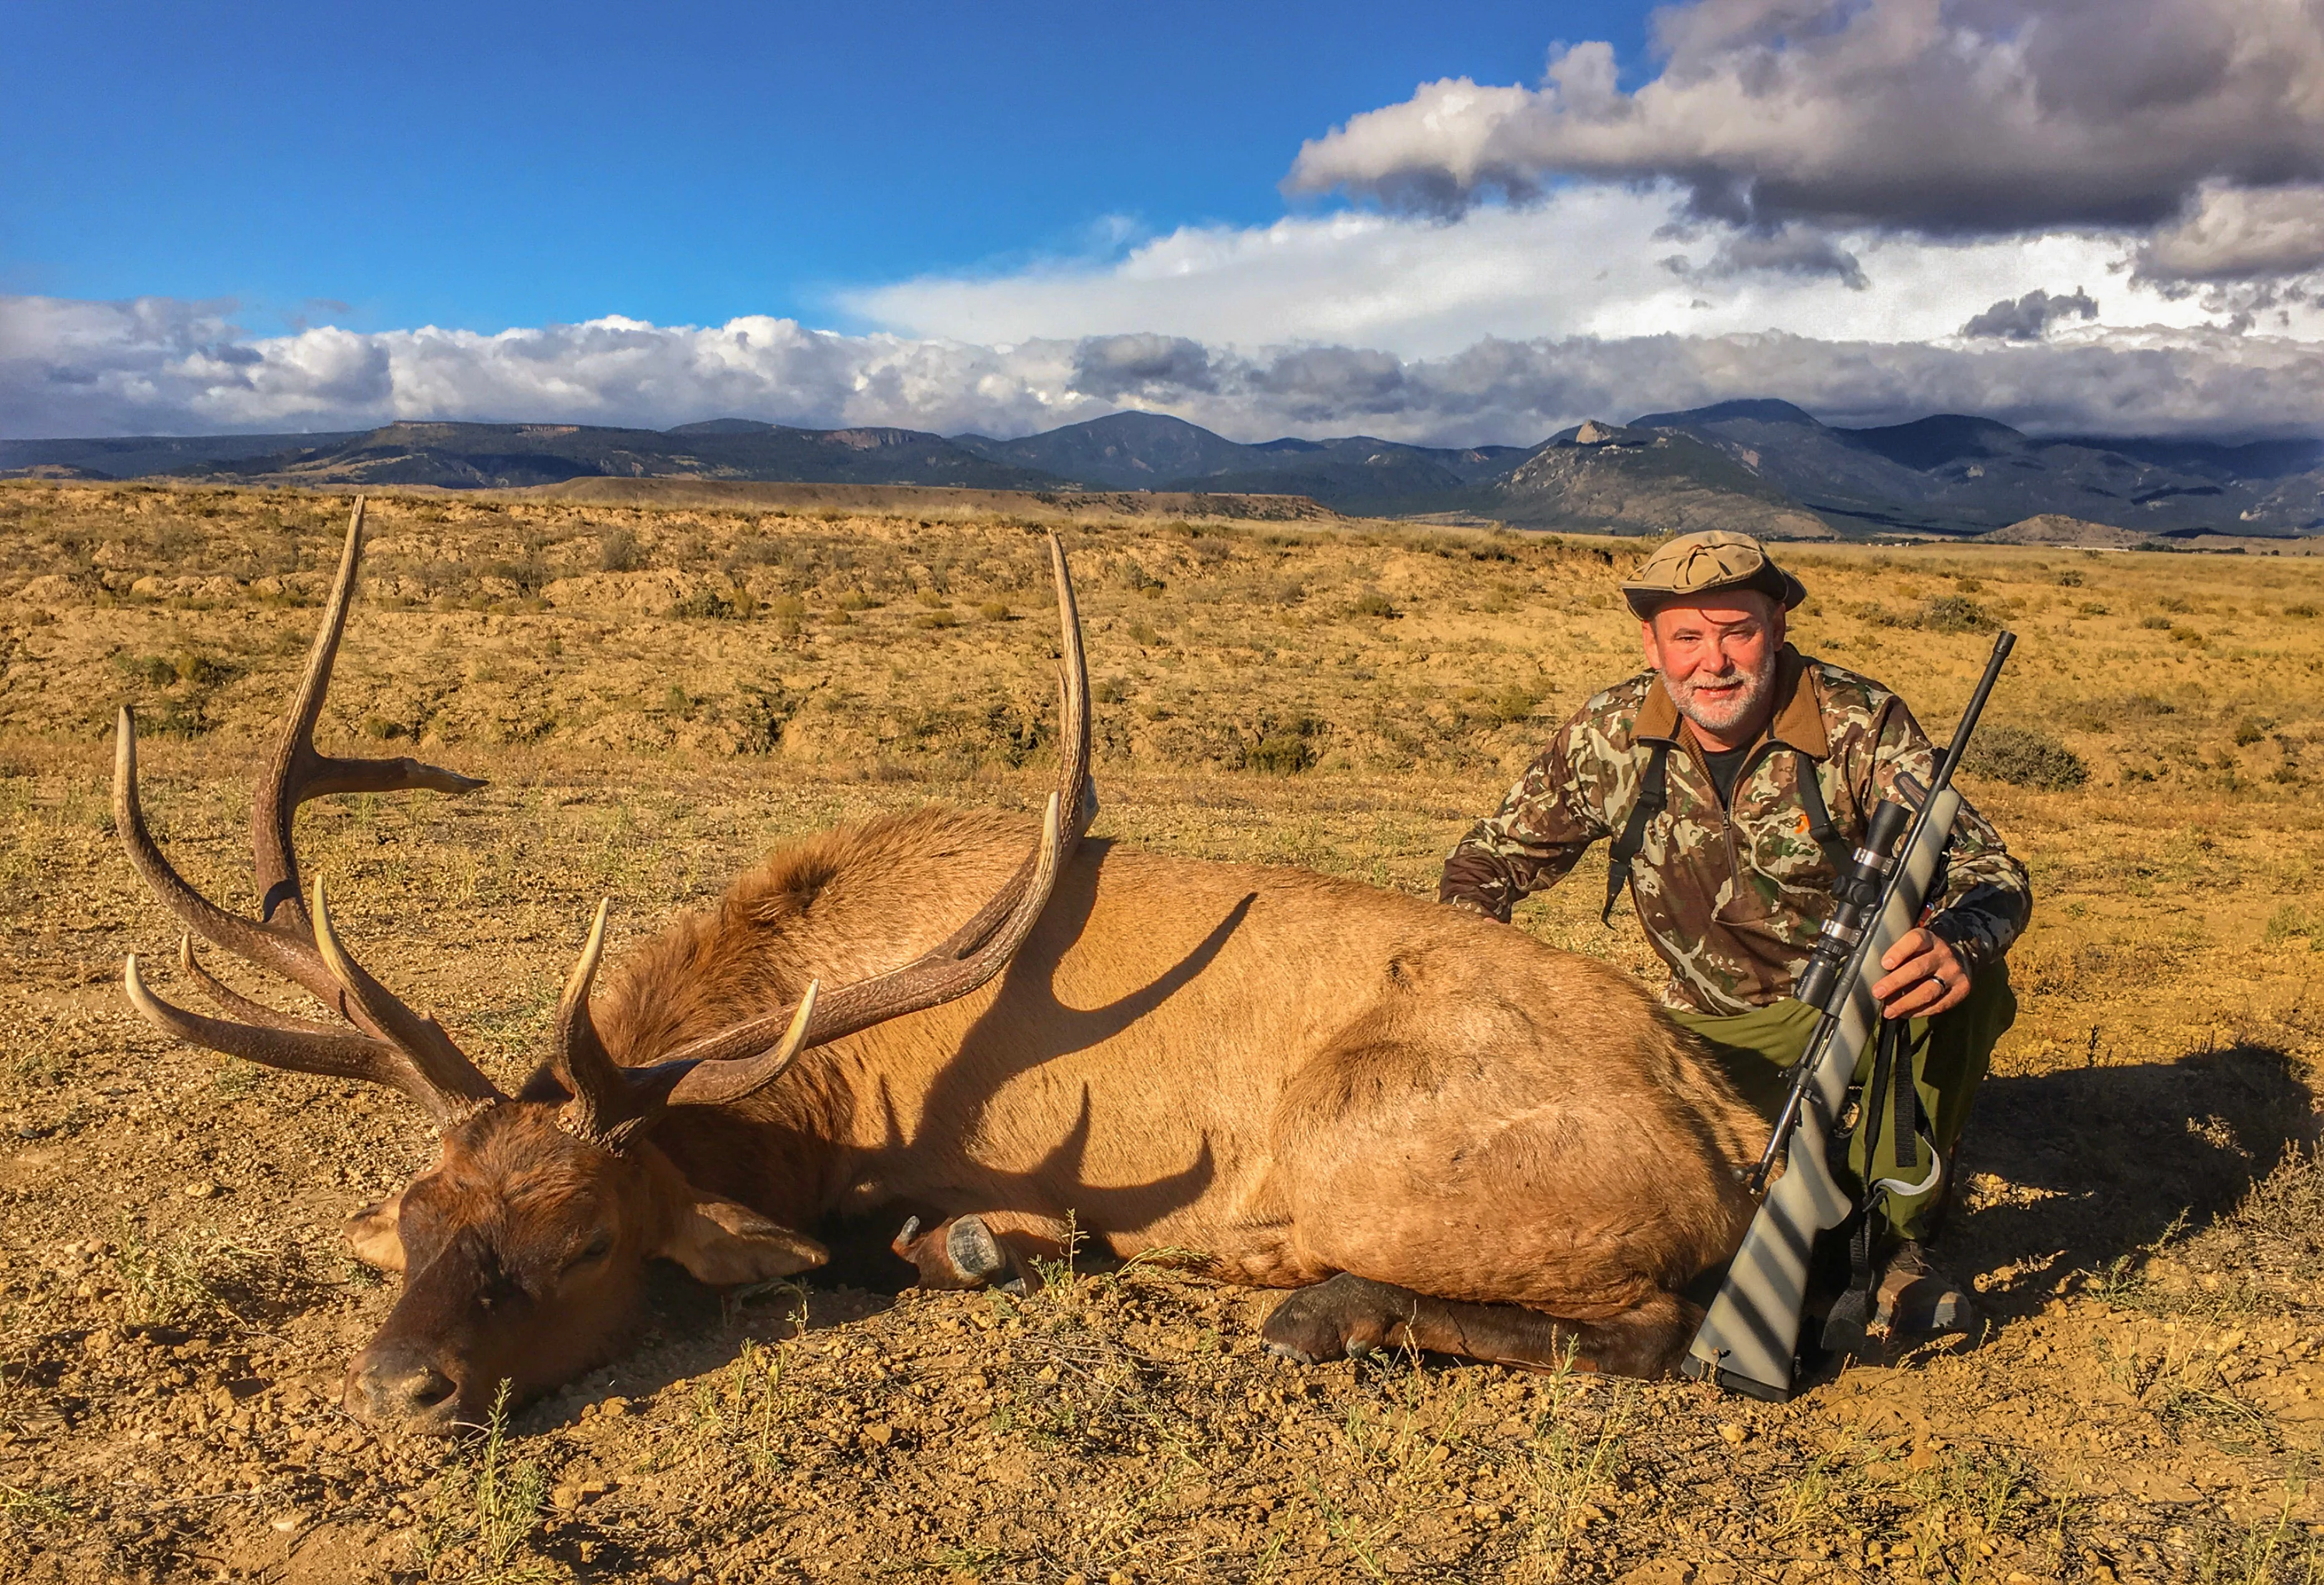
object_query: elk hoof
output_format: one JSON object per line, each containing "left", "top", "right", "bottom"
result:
{"left": 896, "top": 1214, "right": 1031, "bottom": 1293}
{"left": 945, "top": 1215, "right": 1021, "bottom": 1292}
{"left": 1261, "top": 1274, "right": 1396, "bottom": 1365}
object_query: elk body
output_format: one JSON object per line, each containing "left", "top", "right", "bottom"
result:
{"left": 119, "top": 502, "right": 1770, "bottom": 1435}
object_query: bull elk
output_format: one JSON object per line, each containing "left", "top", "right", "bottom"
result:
{"left": 117, "top": 500, "right": 1769, "bottom": 1434}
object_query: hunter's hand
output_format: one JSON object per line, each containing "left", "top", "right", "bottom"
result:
{"left": 1871, "top": 927, "right": 1969, "bottom": 1020}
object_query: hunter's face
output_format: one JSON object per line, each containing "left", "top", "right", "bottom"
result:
{"left": 1642, "top": 595, "right": 1784, "bottom": 747}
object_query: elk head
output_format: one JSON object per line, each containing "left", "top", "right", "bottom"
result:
{"left": 117, "top": 499, "right": 1089, "bottom": 1433}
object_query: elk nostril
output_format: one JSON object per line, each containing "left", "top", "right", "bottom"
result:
{"left": 403, "top": 1368, "right": 458, "bottom": 1413}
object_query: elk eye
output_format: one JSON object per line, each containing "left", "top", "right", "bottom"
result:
{"left": 561, "top": 1233, "right": 614, "bottom": 1275}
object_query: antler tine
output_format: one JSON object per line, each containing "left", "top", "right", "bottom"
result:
{"left": 663, "top": 790, "right": 1065, "bottom": 1109}
{"left": 310, "top": 877, "right": 502, "bottom": 1110}
{"left": 656, "top": 982, "right": 820, "bottom": 1113}
{"left": 253, "top": 497, "right": 486, "bottom": 933}
{"left": 124, "top": 954, "right": 476, "bottom": 1125}
{"left": 548, "top": 899, "right": 654, "bottom": 1145}
{"left": 177, "top": 935, "right": 352, "bottom": 1039}
{"left": 872, "top": 530, "right": 1093, "bottom": 970}
{"left": 116, "top": 706, "right": 340, "bottom": 1007}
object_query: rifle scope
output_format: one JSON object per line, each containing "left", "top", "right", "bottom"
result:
{"left": 1792, "top": 800, "right": 1913, "bottom": 1012}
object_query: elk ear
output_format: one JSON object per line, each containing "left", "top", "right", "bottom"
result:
{"left": 344, "top": 1193, "right": 407, "bottom": 1272}
{"left": 661, "top": 1193, "right": 828, "bottom": 1285}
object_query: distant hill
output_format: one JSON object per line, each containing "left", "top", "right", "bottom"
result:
{"left": 144, "top": 420, "right": 1061, "bottom": 491}
{"left": 6, "top": 402, "right": 2322, "bottom": 539}
{"left": 1483, "top": 420, "right": 1834, "bottom": 538}
{"left": 1984, "top": 514, "right": 2153, "bottom": 548}
{"left": 952, "top": 410, "right": 1524, "bottom": 514}
{"left": 1624, "top": 400, "right": 2324, "bottom": 537}
{"left": 0, "top": 430, "right": 365, "bottom": 480}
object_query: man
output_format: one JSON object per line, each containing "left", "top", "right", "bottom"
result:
{"left": 1439, "top": 530, "right": 2029, "bottom": 1339}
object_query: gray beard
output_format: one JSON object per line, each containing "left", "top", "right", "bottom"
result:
{"left": 1665, "top": 655, "right": 1778, "bottom": 739}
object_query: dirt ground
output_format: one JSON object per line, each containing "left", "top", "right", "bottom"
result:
{"left": 1, "top": 481, "right": 2321, "bottom": 1583}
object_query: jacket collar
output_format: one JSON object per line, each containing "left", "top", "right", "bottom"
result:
{"left": 1637, "top": 644, "right": 1831, "bottom": 760}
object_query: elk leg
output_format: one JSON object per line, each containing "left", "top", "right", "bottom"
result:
{"left": 890, "top": 1214, "right": 1044, "bottom": 1295}
{"left": 1260, "top": 1274, "right": 1696, "bottom": 1378}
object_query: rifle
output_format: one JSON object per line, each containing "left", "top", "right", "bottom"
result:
{"left": 1680, "top": 631, "right": 2015, "bottom": 1401}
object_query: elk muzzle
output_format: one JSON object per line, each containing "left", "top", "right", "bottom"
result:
{"left": 343, "top": 1336, "right": 464, "bottom": 1433}
{"left": 341, "top": 1228, "right": 518, "bottom": 1436}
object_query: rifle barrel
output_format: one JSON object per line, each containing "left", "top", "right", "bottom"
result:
{"left": 1930, "top": 631, "right": 2016, "bottom": 795}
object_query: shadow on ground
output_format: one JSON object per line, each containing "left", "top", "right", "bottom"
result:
{"left": 1956, "top": 1042, "right": 2320, "bottom": 1307}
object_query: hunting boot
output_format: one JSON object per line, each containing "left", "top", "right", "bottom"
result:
{"left": 1872, "top": 1239, "right": 1979, "bottom": 1339}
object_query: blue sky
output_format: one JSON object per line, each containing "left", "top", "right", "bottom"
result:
{"left": 2, "top": 0, "right": 1653, "bottom": 335}
{"left": 7, "top": 0, "right": 2324, "bottom": 443}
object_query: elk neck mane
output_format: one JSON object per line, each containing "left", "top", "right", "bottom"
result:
{"left": 589, "top": 803, "right": 1037, "bottom": 1072}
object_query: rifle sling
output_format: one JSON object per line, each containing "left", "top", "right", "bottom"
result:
{"left": 1602, "top": 741, "right": 1672, "bottom": 925}
{"left": 1602, "top": 740, "right": 1851, "bottom": 926}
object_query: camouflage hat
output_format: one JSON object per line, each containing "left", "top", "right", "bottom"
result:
{"left": 1619, "top": 530, "right": 1808, "bottom": 620}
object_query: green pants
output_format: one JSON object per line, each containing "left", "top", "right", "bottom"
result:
{"left": 1670, "top": 960, "right": 2016, "bottom": 1240}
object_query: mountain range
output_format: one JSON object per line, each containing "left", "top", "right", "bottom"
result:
{"left": 6, "top": 402, "right": 2321, "bottom": 540}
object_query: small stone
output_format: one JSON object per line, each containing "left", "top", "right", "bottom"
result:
{"left": 1718, "top": 1423, "right": 1748, "bottom": 1445}
{"left": 599, "top": 1396, "right": 630, "bottom": 1418}
{"left": 863, "top": 1424, "right": 894, "bottom": 1447}
{"left": 183, "top": 1181, "right": 220, "bottom": 1199}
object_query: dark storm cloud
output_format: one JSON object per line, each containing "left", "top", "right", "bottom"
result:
{"left": 1960, "top": 289, "right": 2100, "bottom": 342}
{"left": 1286, "top": 0, "right": 2324, "bottom": 262}
{"left": 1069, "top": 334, "right": 1218, "bottom": 399}
{"left": 1663, "top": 225, "right": 1869, "bottom": 289}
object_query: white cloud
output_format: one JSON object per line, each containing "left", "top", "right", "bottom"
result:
{"left": 14, "top": 292, "right": 2324, "bottom": 448}
{"left": 2137, "top": 182, "right": 2324, "bottom": 282}
{"left": 1284, "top": 0, "right": 2324, "bottom": 242}
{"left": 847, "top": 189, "right": 2258, "bottom": 361}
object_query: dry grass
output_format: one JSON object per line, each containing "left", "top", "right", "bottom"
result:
{"left": 1, "top": 480, "right": 2322, "bottom": 1582}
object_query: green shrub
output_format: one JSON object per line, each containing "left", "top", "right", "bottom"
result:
{"left": 2140, "top": 614, "right": 2173, "bottom": 630}
{"left": 1966, "top": 726, "right": 2089, "bottom": 789}
{"left": 1915, "top": 595, "right": 1994, "bottom": 633}
{"left": 597, "top": 526, "right": 643, "bottom": 572}
{"left": 2263, "top": 904, "right": 2322, "bottom": 946}
{"left": 2287, "top": 602, "right": 2318, "bottom": 618}
{"left": 669, "top": 586, "right": 756, "bottom": 620}
{"left": 1246, "top": 734, "right": 1316, "bottom": 775}
{"left": 912, "top": 608, "right": 960, "bottom": 630}
{"left": 1351, "top": 589, "right": 1399, "bottom": 619}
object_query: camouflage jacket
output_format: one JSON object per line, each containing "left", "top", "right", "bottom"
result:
{"left": 1439, "top": 646, "right": 2032, "bottom": 1015}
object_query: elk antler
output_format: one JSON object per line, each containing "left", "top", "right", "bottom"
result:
{"left": 544, "top": 532, "right": 1091, "bottom": 1145}
{"left": 116, "top": 498, "right": 505, "bottom": 1125}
